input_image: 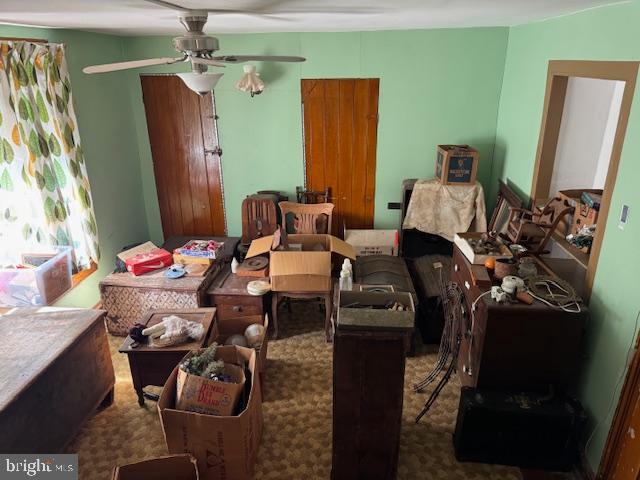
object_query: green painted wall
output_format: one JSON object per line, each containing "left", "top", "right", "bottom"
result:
{"left": 492, "top": 2, "right": 640, "bottom": 470}
{"left": 123, "top": 28, "right": 509, "bottom": 241}
{"left": 0, "top": 25, "right": 149, "bottom": 307}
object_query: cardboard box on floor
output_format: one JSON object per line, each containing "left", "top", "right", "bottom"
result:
{"left": 158, "top": 346, "right": 262, "bottom": 480}
{"left": 246, "top": 234, "right": 356, "bottom": 292}
{"left": 112, "top": 454, "right": 199, "bottom": 480}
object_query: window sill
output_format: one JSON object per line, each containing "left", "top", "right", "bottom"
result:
{"left": 72, "top": 261, "right": 98, "bottom": 288}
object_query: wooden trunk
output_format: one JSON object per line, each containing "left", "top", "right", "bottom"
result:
{"left": 101, "top": 236, "right": 238, "bottom": 336}
{"left": 0, "top": 308, "right": 115, "bottom": 453}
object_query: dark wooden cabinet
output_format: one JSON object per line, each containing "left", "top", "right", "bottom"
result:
{"left": 332, "top": 319, "right": 412, "bottom": 479}
{"left": 206, "top": 264, "right": 270, "bottom": 333}
{"left": 452, "top": 245, "right": 587, "bottom": 391}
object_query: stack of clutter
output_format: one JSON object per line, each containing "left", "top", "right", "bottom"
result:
{"left": 176, "top": 343, "right": 246, "bottom": 416}
{"left": 158, "top": 345, "right": 262, "bottom": 480}
{"left": 173, "top": 240, "right": 224, "bottom": 265}
{"left": 140, "top": 315, "right": 205, "bottom": 348}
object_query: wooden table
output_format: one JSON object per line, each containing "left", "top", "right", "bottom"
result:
{"left": 272, "top": 290, "right": 333, "bottom": 341}
{"left": 119, "top": 308, "right": 215, "bottom": 405}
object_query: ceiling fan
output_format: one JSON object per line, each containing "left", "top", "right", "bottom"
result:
{"left": 83, "top": 0, "right": 313, "bottom": 94}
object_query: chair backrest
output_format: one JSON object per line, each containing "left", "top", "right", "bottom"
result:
{"left": 296, "top": 186, "right": 330, "bottom": 204}
{"left": 279, "top": 201, "right": 334, "bottom": 235}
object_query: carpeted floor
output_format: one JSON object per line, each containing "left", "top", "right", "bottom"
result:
{"left": 67, "top": 304, "right": 548, "bottom": 479}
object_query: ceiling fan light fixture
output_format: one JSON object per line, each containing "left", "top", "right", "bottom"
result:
{"left": 177, "top": 72, "right": 224, "bottom": 95}
{"left": 235, "top": 64, "right": 265, "bottom": 97}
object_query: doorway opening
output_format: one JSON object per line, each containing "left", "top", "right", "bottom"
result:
{"left": 530, "top": 61, "right": 637, "bottom": 297}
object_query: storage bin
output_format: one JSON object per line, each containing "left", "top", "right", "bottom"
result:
{"left": 0, "top": 246, "right": 73, "bottom": 306}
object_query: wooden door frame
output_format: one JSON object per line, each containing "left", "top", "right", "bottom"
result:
{"left": 597, "top": 330, "right": 640, "bottom": 479}
{"left": 140, "top": 73, "right": 227, "bottom": 236}
{"left": 530, "top": 60, "right": 638, "bottom": 298}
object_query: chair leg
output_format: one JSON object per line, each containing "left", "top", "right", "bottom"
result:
{"left": 271, "top": 293, "right": 280, "bottom": 340}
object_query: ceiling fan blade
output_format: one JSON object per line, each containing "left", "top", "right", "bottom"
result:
{"left": 83, "top": 56, "right": 185, "bottom": 74}
{"left": 190, "top": 57, "right": 227, "bottom": 67}
{"left": 211, "top": 55, "right": 306, "bottom": 63}
{"left": 143, "top": 0, "right": 191, "bottom": 12}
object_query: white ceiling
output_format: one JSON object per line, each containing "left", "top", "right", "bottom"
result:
{"left": 0, "top": 0, "right": 626, "bottom": 36}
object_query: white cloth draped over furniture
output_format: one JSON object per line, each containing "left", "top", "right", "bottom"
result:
{"left": 402, "top": 179, "right": 487, "bottom": 241}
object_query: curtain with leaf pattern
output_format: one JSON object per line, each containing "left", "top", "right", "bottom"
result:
{"left": 0, "top": 41, "right": 99, "bottom": 268}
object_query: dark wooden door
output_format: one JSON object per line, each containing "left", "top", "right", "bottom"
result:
{"left": 141, "top": 75, "right": 226, "bottom": 238}
{"left": 302, "top": 79, "right": 379, "bottom": 235}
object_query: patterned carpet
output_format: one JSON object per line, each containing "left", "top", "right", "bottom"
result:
{"left": 66, "top": 304, "right": 531, "bottom": 479}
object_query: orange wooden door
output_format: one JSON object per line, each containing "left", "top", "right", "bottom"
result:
{"left": 302, "top": 79, "right": 379, "bottom": 236}
{"left": 141, "top": 75, "right": 226, "bottom": 238}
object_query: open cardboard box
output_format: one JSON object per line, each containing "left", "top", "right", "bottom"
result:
{"left": 158, "top": 346, "right": 262, "bottom": 480}
{"left": 112, "top": 454, "right": 199, "bottom": 480}
{"left": 246, "top": 234, "right": 355, "bottom": 292}
{"left": 209, "top": 314, "right": 269, "bottom": 388}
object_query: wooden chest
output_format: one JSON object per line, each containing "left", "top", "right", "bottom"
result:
{"left": 452, "top": 245, "right": 587, "bottom": 390}
{"left": 100, "top": 237, "right": 238, "bottom": 336}
{"left": 0, "top": 308, "right": 115, "bottom": 453}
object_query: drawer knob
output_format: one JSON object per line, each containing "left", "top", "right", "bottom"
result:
{"left": 454, "top": 264, "right": 459, "bottom": 272}
{"left": 232, "top": 306, "right": 243, "bottom": 312}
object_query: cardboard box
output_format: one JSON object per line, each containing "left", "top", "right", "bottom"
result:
{"left": 344, "top": 229, "right": 399, "bottom": 256}
{"left": 435, "top": 145, "right": 479, "bottom": 185}
{"left": 209, "top": 315, "right": 269, "bottom": 382}
{"left": 245, "top": 234, "right": 355, "bottom": 292}
{"left": 112, "top": 454, "right": 199, "bottom": 480}
{"left": 558, "top": 189, "right": 603, "bottom": 236}
{"left": 453, "top": 232, "right": 512, "bottom": 265}
{"left": 176, "top": 355, "right": 246, "bottom": 417}
{"left": 158, "top": 346, "right": 262, "bottom": 480}
{"left": 173, "top": 252, "right": 214, "bottom": 266}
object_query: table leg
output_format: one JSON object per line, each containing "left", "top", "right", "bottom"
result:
{"left": 271, "top": 293, "right": 280, "bottom": 340}
{"left": 325, "top": 293, "right": 333, "bottom": 343}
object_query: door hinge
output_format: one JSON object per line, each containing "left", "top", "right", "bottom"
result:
{"left": 205, "top": 146, "right": 223, "bottom": 156}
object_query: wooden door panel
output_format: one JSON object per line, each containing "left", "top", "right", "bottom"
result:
{"left": 141, "top": 75, "right": 226, "bottom": 238}
{"left": 302, "top": 78, "right": 379, "bottom": 236}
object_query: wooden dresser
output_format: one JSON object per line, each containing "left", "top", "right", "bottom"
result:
{"left": 451, "top": 245, "right": 588, "bottom": 391}
{"left": 206, "top": 264, "right": 270, "bottom": 334}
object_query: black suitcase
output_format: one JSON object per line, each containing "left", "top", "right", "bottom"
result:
{"left": 453, "top": 387, "right": 586, "bottom": 471}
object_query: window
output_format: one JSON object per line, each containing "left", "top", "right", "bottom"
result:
{"left": 0, "top": 40, "right": 99, "bottom": 271}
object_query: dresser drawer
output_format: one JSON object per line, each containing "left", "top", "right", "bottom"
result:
{"left": 213, "top": 295, "right": 264, "bottom": 320}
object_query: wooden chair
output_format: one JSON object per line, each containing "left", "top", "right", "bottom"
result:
{"left": 296, "top": 186, "right": 330, "bottom": 204}
{"left": 274, "top": 201, "right": 335, "bottom": 340}
{"left": 279, "top": 201, "right": 334, "bottom": 235}
{"left": 506, "top": 196, "right": 574, "bottom": 254}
